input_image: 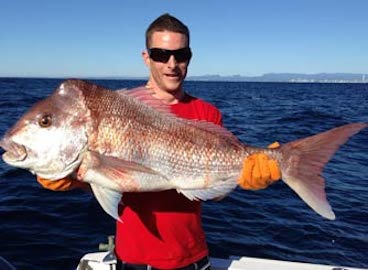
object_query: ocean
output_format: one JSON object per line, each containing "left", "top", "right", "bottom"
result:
{"left": 0, "top": 78, "right": 367, "bottom": 270}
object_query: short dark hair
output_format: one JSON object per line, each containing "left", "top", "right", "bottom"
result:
{"left": 145, "top": 13, "right": 190, "bottom": 49}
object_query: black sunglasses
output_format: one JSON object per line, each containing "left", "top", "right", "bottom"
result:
{"left": 148, "top": 47, "right": 192, "bottom": 63}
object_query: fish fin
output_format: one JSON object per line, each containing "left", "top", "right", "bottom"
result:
{"left": 279, "top": 123, "right": 367, "bottom": 220}
{"left": 186, "top": 120, "right": 241, "bottom": 145}
{"left": 118, "top": 87, "right": 240, "bottom": 145}
{"left": 93, "top": 152, "right": 162, "bottom": 176}
{"left": 117, "top": 87, "right": 171, "bottom": 114}
{"left": 90, "top": 183, "right": 123, "bottom": 222}
{"left": 82, "top": 153, "right": 174, "bottom": 220}
{"left": 178, "top": 177, "right": 237, "bottom": 201}
{"left": 81, "top": 150, "right": 163, "bottom": 180}
{"left": 81, "top": 152, "right": 172, "bottom": 192}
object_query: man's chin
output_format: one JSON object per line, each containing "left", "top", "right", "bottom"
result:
{"left": 163, "top": 81, "right": 182, "bottom": 92}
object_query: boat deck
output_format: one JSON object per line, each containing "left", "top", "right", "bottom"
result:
{"left": 77, "top": 252, "right": 368, "bottom": 270}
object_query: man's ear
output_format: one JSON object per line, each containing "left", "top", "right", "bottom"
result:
{"left": 142, "top": 50, "right": 150, "bottom": 67}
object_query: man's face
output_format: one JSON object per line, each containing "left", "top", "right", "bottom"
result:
{"left": 143, "top": 31, "right": 190, "bottom": 93}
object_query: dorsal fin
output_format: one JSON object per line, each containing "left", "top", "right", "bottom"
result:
{"left": 184, "top": 120, "right": 241, "bottom": 145}
{"left": 116, "top": 87, "right": 171, "bottom": 114}
{"left": 117, "top": 86, "right": 240, "bottom": 145}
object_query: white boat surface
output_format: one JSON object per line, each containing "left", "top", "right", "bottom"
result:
{"left": 0, "top": 251, "right": 366, "bottom": 270}
{"left": 76, "top": 251, "right": 368, "bottom": 270}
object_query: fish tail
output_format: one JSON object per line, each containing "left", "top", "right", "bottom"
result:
{"left": 277, "top": 123, "right": 367, "bottom": 220}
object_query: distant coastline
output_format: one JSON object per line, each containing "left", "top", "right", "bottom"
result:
{"left": 89, "top": 72, "right": 368, "bottom": 83}
{"left": 1, "top": 73, "right": 368, "bottom": 83}
{"left": 186, "top": 73, "right": 368, "bottom": 83}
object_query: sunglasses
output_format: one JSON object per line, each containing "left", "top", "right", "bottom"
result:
{"left": 148, "top": 47, "right": 192, "bottom": 63}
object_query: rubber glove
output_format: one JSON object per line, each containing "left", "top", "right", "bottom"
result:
{"left": 238, "top": 142, "right": 281, "bottom": 190}
{"left": 37, "top": 175, "right": 89, "bottom": 191}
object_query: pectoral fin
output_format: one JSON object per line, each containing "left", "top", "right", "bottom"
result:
{"left": 79, "top": 151, "right": 172, "bottom": 192}
{"left": 90, "top": 183, "right": 123, "bottom": 222}
{"left": 79, "top": 152, "right": 174, "bottom": 220}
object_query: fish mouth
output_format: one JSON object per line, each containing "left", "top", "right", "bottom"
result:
{"left": 0, "top": 139, "right": 27, "bottom": 164}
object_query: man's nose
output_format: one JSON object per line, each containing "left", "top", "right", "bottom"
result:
{"left": 167, "top": 55, "right": 177, "bottom": 68}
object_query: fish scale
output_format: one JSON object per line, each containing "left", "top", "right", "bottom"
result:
{"left": 83, "top": 85, "right": 244, "bottom": 176}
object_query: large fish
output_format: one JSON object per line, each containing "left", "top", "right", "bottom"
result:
{"left": 0, "top": 79, "right": 366, "bottom": 221}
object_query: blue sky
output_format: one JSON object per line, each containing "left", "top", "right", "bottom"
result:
{"left": 1, "top": 0, "right": 368, "bottom": 78}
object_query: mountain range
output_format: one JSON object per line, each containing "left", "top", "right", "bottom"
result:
{"left": 186, "top": 73, "right": 368, "bottom": 83}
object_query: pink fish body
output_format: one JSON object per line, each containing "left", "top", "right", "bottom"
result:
{"left": 1, "top": 79, "right": 366, "bottom": 221}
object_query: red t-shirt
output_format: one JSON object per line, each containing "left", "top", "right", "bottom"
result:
{"left": 114, "top": 93, "right": 222, "bottom": 269}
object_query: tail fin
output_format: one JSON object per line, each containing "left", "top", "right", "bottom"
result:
{"left": 279, "top": 123, "right": 367, "bottom": 220}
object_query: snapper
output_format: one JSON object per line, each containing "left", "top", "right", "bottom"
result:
{"left": 0, "top": 79, "right": 366, "bottom": 221}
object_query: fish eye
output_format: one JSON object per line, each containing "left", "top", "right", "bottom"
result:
{"left": 38, "top": 114, "right": 53, "bottom": 128}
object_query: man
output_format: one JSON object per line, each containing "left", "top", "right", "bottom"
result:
{"left": 38, "top": 14, "right": 280, "bottom": 269}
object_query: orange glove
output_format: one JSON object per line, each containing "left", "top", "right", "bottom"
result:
{"left": 238, "top": 142, "right": 281, "bottom": 190}
{"left": 37, "top": 176, "right": 89, "bottom": 191}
